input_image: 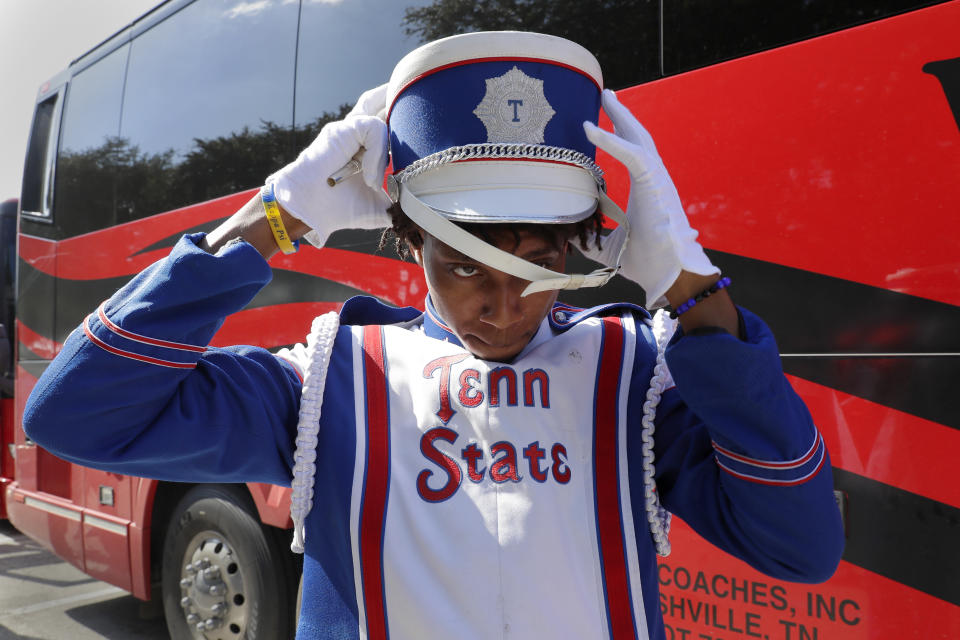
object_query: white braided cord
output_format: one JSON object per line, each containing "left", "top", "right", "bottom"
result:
{"left": 640, "top": 309, "right": 677, "bottom": 556}
{"left": 289, "top": 311, "right": 340, "bottom": 554}
{"left": 394, "top": 143, "right": 606, "bottom": 189}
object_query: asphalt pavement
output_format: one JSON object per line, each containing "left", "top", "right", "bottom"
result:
{"left": 0, "top": 520, "right": 169, "bottom": 639}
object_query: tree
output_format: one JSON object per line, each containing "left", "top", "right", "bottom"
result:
{"left": 402, "top": 0, "right": 661, "bottom": 89}
{"left": 54, "top": 106, "right": 355, "bottom": 234}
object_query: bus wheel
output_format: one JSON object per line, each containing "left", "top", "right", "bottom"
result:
{"left": 161, "top": 485, "right": 297, "bottom": 640}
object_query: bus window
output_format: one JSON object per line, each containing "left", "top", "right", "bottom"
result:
{"left": 20, "top": 95, "right": 59, "bottom": 223}
{"left": 293, "top": 0, "right": 433, "bottom": 149}
{"left": 293, "top": 0, "right": 660, "bottom": 147}
{"left": 662, "top": 0, "right": 946, "bottom": 75}
{"left": 52, "top": 44, "right": 128, "bottom": 239}
{"left": 393, "top": 0, "right": 660, "bottom": 92}
{"left": 118, "top": 0, "right": 299, "bottom": 223}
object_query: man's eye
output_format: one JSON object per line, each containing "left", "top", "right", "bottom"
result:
{"left": 453, "top": 265, "right": 479, "bottom": 277}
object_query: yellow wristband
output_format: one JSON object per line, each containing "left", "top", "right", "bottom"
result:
{"left": 261, "top": 184, "right": 298, "bottom": 255}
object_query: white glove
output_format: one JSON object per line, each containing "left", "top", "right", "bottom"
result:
{"left": 583, "top": 89, "right": 718, "bottom": 309}
{"left": 269, "top": 84, "right": 392, "bottom": 247}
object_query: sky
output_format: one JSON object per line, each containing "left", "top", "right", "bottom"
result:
{"left": 0, "top": 0, "right": 161, "bottom": 201}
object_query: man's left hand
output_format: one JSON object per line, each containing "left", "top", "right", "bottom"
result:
{"left": 583, "top": 89, "right": 719, "bottom": 309}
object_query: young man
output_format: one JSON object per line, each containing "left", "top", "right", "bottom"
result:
{"left": 24, "top": 32, "right": 843, "bottom": 640}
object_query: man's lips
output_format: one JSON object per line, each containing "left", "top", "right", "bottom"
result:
{"left": 462, "top": 330, "right": 530, "bottom": 352}
{"left": 464, "top": 333, "right": 502, "bottom": 348}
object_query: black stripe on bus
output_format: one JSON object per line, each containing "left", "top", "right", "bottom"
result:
{"left": 705, "top": 250, "right": 960, "bottom": 429}
{"left": 18, "top": 358, "right": 50, "bottom": 380}
{"left": 566, "top": 247, "right": 960, "bottom": 354}
{"left": 244, "top": 269, "right": 367, "bottom": 311}
{"left": 564, "top": 249, "right": 960, "bottom": 428}
{"left": 17, "top": 260, "right": 369, "bottom": 346}
{"left": 133, "top": 223, "right": 409, "bottom": 259}
{"left": 783, "top": 356, "right": 959, "bottom": 430}
{"left": 835, "top": 467, "right": 960, "bottom": 607}
{"left": 132, "top": 216, "right": 229, "bottom": 256}
{"left": 17, "top": 332, "right": 52, "bottom": 378}
{"left": 707, "top": 250, "right": 960, "bottom": 355}
{"left": 16, "top": 257, "right": 57, "bottom": 345}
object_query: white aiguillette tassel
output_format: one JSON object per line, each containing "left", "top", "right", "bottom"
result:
{"left": 289, "top": 312, "right": 340, "bottom": 554}
{"left": 641, "top": 309, "right": 678, "bottom": 556}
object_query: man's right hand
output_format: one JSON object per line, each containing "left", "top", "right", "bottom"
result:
{"left": 269, "top": 84, "right": 392, "bottom": 247}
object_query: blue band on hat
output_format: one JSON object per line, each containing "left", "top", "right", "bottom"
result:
{"left": 389, "top": 59, "right": 600, "bottom": 172}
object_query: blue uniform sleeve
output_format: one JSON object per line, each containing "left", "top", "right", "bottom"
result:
{"left": 630, "top": 308, "right": 844, "bottom": 583}
{"left": 23, "top": 234, "right": 304, "bottom": 486}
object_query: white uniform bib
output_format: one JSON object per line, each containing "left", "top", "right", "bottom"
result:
{"left": 347, "top": 314, "right": 651, "bottom": 640}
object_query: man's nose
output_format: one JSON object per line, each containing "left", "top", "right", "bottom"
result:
{"left": 480, "top": 278, "right": 525, "bottom": 329}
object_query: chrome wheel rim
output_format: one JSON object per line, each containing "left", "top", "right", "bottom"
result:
{"left": 177, "top": 531, "right": 248, "bottom": 639}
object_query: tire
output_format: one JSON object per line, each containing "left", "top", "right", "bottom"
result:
{"left": 161, "top": 485, "right": 299, "bottom": 640}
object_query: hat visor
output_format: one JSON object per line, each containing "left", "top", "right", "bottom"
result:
{"left": 405, "top": 160, "right": 599, "bottom": 224}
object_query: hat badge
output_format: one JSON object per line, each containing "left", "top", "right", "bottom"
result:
{"left": 473, "top": 66, "right": 556, "bottom": 144}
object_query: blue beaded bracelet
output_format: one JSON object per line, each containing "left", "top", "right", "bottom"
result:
{"left": 670, "top": 276, "right": 731, "bottom": 318}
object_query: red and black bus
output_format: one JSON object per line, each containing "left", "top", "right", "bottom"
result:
{"left": 0, "top": 197, "right": 16, "bottom": 519}
{"left": 9, "top": 0, "right": 959, "bottom": 638}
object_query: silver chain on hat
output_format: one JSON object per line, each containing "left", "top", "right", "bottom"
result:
{"left": 393, "top": 143, "right": 607, "bottom": 190}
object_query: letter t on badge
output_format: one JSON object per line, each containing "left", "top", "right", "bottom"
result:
{"left": 508, "top": 99, "right": 523, "bottom": 121}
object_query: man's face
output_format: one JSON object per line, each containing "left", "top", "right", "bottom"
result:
{"left": 410, "top": 228, "right": 568, "bottom": 362}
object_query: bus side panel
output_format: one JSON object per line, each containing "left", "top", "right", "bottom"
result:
{"left": 614, "top": 4, "right": 960, "bottom": 639}
{"left": 12, "top": 365, "right": 39, "bottom": 493}
{"left": 80, "top": 467, "right": 134, "bottom": 592}
{"left": 613, "top": 2, "right": 959, "bottom": 307}
{"left": 130, "top": 477, "right": 159, "bottom": 600}
{"left": 6, "top": 485, "right": 85, "bottom": 572}
{"left": 18, "top": 235, "right": 59, "bottom": 360}
{"left": 0, "top": 396, "right": 13, "bottom": 518}
{"left": 26, "top": 190, "right": 426, "bottom": 350}
{"left": 8, "top": 361, "right": 86, "bottom": 571}
{"left": 659, "top": 519, "right": 958, "bottom": 640}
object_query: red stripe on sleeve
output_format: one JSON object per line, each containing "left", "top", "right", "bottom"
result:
{"left": 98, "top": 303, "right": 207, "bottom": 352}
{"left": 83, "top": 316, "right": 196, "bottom": 369}
{"left": 715, "top": 445, "right": 827, "bottom": 486}
{"left": 711, "top": 430, "right": 822, "bottom": 469}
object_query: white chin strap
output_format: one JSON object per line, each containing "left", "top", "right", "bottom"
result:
{"left": 396, "top": 184, "right": 629, "bottom": 297}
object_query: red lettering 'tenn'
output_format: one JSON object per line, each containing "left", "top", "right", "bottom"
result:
{"left": 423, "top": 354, "right": 470, "bottom": 423}
{"left": 424, "top": 357, "right": 551, "bottom": 421}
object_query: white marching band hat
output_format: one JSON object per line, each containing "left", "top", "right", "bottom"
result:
{"left": 384, "top": 31, "right": 628, "bottom": 296}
